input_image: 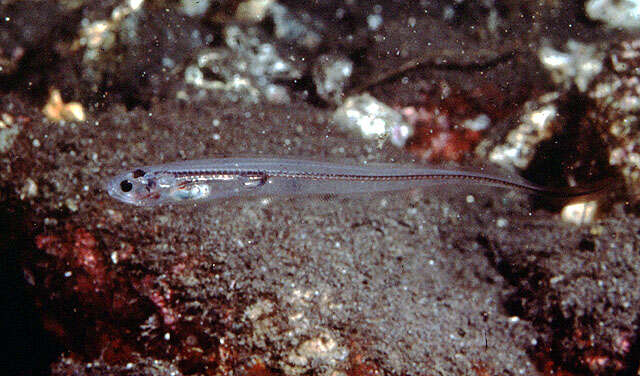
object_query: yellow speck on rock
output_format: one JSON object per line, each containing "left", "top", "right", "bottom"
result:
{"left": 43, "top": 89, "right": 86, "bottom": 122}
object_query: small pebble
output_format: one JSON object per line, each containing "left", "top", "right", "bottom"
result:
{"left": 561, "top": 200, "right": 598, "bottom": 224}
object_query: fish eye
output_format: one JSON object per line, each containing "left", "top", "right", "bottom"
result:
{"left": 120, "top": 180, "right": 133, "bottom": 192}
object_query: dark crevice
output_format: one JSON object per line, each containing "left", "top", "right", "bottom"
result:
{"left": 622, "top": 323, "right": 640, "bottom": 376}
{"left": 0, "top": 190, "right": 62, "bottom": 375}
{"left": 522, "top": 91, "right": 619, "bottom": 210}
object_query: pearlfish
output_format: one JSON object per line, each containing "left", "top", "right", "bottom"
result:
{"left": 106, "top": 157, "right": 610, "bottom": 207}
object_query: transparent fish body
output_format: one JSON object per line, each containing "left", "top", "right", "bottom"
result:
{"left": 106, "top": 157, "right": 607, "bottom": 206}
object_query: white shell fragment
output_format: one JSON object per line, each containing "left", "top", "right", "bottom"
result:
{"left": 586, "top": 0, "right": 640, "bottom": 30}
{"left": 332, "top": 93, "right": 414, "bottom": 148}
{"left": 312, "top": 54, "right": 353, "bottom": 105}
{"left": 561, "top": 200, "right": 599, "bottom": 224}
{"left": 538, "top": 40, "right": 604, "bottom": 92}
{"left": 489, "top": 92, "right": 561, "bottom": 170}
